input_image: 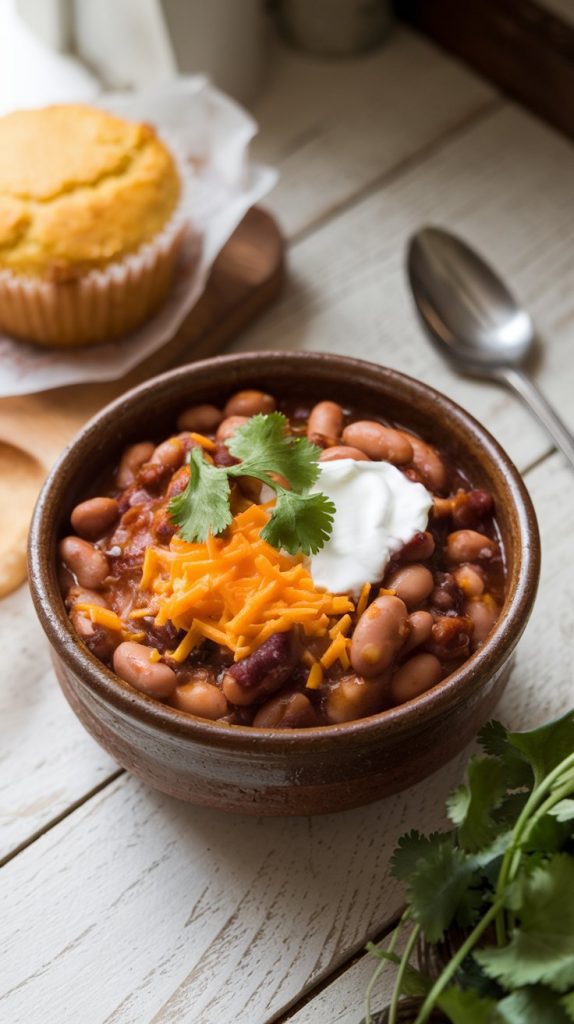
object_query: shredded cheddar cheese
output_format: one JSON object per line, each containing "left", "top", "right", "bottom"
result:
{"left": 305, "top": 662, "right": 324, "bottom": 690}
{"left": 141, "top": 504, "right": 355, "bottom": 661}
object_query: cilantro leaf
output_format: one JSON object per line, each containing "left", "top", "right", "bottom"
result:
{"left": 447, "top": 757, "right": 507, "bottom": 852}
{"left": 476, "top": 855, "right": 574, "bottom": 992}
{"left": 478, "top": 720, "right": 533, "bottom": 789}
{"left": 405, "top": 836, "right": 478, "bottom": 943}
{"left": 562, "top": 993, "right": 574, "bottom": 1022}
{"left": 227, "top": 413, "right": 322, "bottom": 491}
{"left": 549, "top": 799, "right": 574, "bottom": 823}
{"left": 391, "top": 830, "right": 451, "bottom": 881}
{"left": 168, "top": 447, "right": 232, "bottom": 542}
{"left": 507, "top": 712, "right": 574, "bottom": 789}
{"left": 261, "top": 489, "right": 335, "bottom": 556}
{"left": 437, "top": 986, "right": 498, "bottom": 1024}
{"left": 497, "top": 986, "right": 572, "bottom": 1024}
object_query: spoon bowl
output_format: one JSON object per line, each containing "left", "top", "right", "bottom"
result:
{"left": 407, "top": 226, "right": 574, "bottom": 470}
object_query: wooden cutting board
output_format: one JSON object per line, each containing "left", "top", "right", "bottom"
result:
{"left": 0, "top": 206, "right": 284, "bottom": 596}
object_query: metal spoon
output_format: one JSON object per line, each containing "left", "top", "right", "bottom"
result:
{"left": 407, "top": 226, "right": 574, "bottom": 469}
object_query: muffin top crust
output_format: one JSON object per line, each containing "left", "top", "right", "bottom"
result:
{"left": 0, "top": 105, "right": 181, "bottom": 280}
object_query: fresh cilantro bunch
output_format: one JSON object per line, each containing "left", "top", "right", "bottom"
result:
{"left": 168, "top": 412, "right": 335, "bottom": 555}
{"left": 365, "top": 711, "right": 574, "bottom": 1024}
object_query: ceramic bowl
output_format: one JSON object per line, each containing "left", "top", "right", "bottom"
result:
{"left": 28, "top": 352, "right": 540, "bottom": 815}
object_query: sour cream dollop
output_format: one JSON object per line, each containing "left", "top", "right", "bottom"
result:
{"left": 309, "top": 459, "right": 433, "bottom": 597}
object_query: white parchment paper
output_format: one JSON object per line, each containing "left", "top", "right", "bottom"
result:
{"left": 0, "top": 77, "right": 276, "bottom": 397}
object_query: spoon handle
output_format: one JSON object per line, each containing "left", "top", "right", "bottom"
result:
{"left": 498, "top": 367, "right": 574, "bottom": 470}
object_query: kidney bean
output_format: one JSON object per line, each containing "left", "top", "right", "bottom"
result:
{"left": 430, "top": 571, "right": 464, "bottom": 614}
{"left": 325, "top": 673, "right": 389, "bottom": 724}
{"left": 113, "top": 641, "right": 177, "bottom": 698}
{"left": 224, "top": 390, "right": 276, "bottom": 418}
{"left": 466, "top": 596, "right": 500, "bottom": 647}
{"left": 452, "top": 490, "right": 495, "bottom": 529}
{"left": 402, "top": 610, "right": 434, "bottom": 654}
{"left": 342, "top": 421, "right": 413, "bottom": 465}
{"left": 307, "top": 401, "right": 344, "bottom": 444}
{"left": 319, "top": 445, "right": 369, "bottom": 462}
{"left": 399, "top": 531, "right": 435, "bottom": 562}
{"left": 446, "top": 530, "right": 500, "bottom": 564}
{"left": 116, "top": 442, "right": 155, "bottom": 489}
{"left": 213, "top": 442, "right": 239, "bottom": 467}
{"left": 253, "top": 692, "right": 318, "bottom": 728}
{"left": 172, "top": 680, "right": 228, "bottom": 720}
{"left": 70, "top": 497, "right": 119, "bottom": 540}
{"left": 216, "top": 415, "right": 249, "bottom": 443}
{"left": 390, "top": 654, "right": 443, "bottom": 704}
{"left": 428, "top": 615, "right": 473, "bottom": 661}
{"left": 405, "top": 436, "right": 447, "bottom": 493}
{"left": 176, "top": 403, "right": 222, "bottom": 433}
{"left": 221, "top": 632, "right": 295, "bottom": 706}
{"left": 385, "top": 564, "right": 434, "bottom": 610}
{"left": 59, "top": 536, "right": 109, "bottom": 589}
{"left": 453, "top": 564, "right": 485, "bottom": 598}
{"left": 350, "top": 595, "right": 410, "bottom": 677}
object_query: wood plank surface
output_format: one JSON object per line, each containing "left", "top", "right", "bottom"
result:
{"left": 1, "top": 450, "right": 572, "bottom": 1024}
{"left": 1, "top": 29, "right": 573, "bottom": 1024}
{"left": 252, "top": 27, "right": 495, "bottom": 238}
{"left": 237, "top": 104, "right": 574, "bottom": 475}
{"left": 0, "top": 29, "right": 499, "bottom": 863}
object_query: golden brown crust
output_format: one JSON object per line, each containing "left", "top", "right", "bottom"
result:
{"left": 0, "top": 105, "right": 181, "bottom": 279}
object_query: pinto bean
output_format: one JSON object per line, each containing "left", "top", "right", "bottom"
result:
{"left": 404, "top": 435, "right": 447, "bottom": 493}
{"left": 390, "top": 654, "right": 443, "bottom": 704}
{"left": 466, "top": 596, "right": 500, "bottom": 647}
{"left": 385, "top": 564, "right": 434, "bottom": 610}
{"left": 350, "top": 595, "right": 410, "bottom": 677}
{"left": 59, "top": 536, "right": 109, "bottom": 589}
{"left": 224, "top": 390, "right": 276, "bottom": 418}
{"left": 453, "top": 564, "right": 485, "bottom": 598}
{"left": 176, "top": 403, "right": 222, "bottom": 433}
{"left": 319, "top": 445, "right": 369, "bottom": 462}
{"left": 150, "top": 436, "right": 185, "bottom": 470}
{"left": 342, "top": 421, "right": 413, "bottom": 465}
{"left": 307, "top": 401, "right": 344, "bottom": 444}
{"left": 325, "top": 674, "right": 389, "bottom": 724}
{"left": 70, "top": 497, "right": 119, "bottom": 540}
{"left": 253, "top": 692, "right": 318, "bottom": 728}
{"left": 446, "top": 530, "right": 500, "bottom": 564}
{"left": 402, "top": 610, "right": 434, "bottom": 654}
{"left": 70, "top": 609, "right": 118, "bottom": 661}
{"left": 172, "top": 680, "right": 229, "bottom": 720}
{"left": 216, "top": 415, "right": 249, "bottom": 443}
{"left": 452, "top": 490, "right": 495, "bottom": 529}
{"left": 113, "top": 641, "right": 177, "bottom": 699}
{"left": 221, "top": 632, "right": 295, "bottom": 706}
{"left": 116, "top": 442, "right": 155, "bottom": 488}
{"left": 399, "top": 531, "right": 435, "bottom": 562}
{"left": 65, "top": 585, "right": 108, "bottom": 610}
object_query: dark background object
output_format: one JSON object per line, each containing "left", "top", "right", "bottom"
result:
{"left": 395, "top": 0, "right": 574, "bottom": 140}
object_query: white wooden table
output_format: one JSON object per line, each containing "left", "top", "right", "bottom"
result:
{"left": 1, "top": 27, "right": 574, "bottom": 1024}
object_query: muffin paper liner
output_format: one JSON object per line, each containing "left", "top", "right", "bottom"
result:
{"left": 0, "top": 77, "right": 276, "bottom": 396}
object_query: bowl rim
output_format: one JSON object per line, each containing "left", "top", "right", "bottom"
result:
{"left": 28, "top": 350, "right": 540, "bottom": 752}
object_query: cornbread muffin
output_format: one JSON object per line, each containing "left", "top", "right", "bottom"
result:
{"left": 0, "top": 104, "right": 184, "bottom": 347}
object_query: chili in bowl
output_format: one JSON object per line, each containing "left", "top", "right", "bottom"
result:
{"left": 28, "top": 352, "right": 540, "bottom": 815}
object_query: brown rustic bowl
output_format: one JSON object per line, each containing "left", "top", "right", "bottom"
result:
{"left": 28, "top": 352, "right": 540, "bottom": 816}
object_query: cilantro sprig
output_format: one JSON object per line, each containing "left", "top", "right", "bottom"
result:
{"left": 168, "top": 413, "right": 335, "bottom": 555}
{"left": 365, "top": 711, "right": 574, "bottom": 1024}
